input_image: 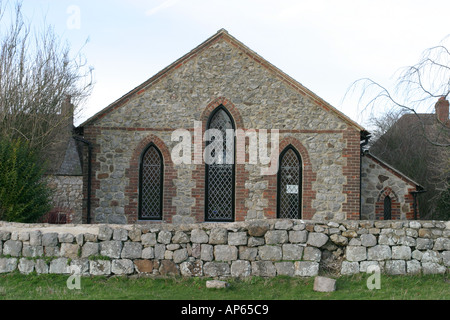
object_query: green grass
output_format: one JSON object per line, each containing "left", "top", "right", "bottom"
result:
{"left": 0, "top": 273, "right": 448, "bottom": 300}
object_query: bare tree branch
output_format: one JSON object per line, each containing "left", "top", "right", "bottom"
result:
{"left": 347, "top": 36, "right": 450, "bottom": 148}
{"left": 0, "top": 0, "right": 94, "bottom": 154}
{"left": 351, "top": 37, "right": 450, "bottom": 219}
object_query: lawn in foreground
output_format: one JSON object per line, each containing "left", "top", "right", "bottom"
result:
{"left": 0, "top": 272, "right": 448, "bottom": 300}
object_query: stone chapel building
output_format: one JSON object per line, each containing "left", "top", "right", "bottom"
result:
{"left": 75, "top": 29, "right": 423, "bottom": 225}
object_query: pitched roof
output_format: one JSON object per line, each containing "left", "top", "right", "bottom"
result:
{"left": 78, "top": 29, "right": 365, "bottom": 132}
{"left": 374, "top": 112, "right": 450, "bottom": 148}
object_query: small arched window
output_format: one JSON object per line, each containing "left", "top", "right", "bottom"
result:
{"left": 139, "top": 144, "right": 163, "bottom": 220}
{"left": 205, "top": 106, "right": 235, "bottom": 221}
{"left": 277, "top": 146, "right": 302, "bottom": 219}
{"left": 384, "top": 196, "right": 392, "bottom": 220}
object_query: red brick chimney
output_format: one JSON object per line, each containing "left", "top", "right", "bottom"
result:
{"left": 435, "top": 96, "right": 449, "bottom": 124}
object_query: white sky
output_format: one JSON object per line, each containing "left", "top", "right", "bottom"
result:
{"left": 17, "top": 0, "right": 450, "bottom": 128}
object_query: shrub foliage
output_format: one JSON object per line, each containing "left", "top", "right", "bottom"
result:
{"left": 0, "top": 138, "right": 52, "bottom": 222}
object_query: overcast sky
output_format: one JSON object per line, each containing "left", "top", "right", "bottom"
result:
{"left": 17, "top": 0, "right": 450, "bottom": 127}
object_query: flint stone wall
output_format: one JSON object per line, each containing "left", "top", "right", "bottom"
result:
{"left": 45, "top": 175, "right": 83, "bottom": 224}
{"left": 0, "top": 219, "right": 448, "bottom": 277}
{"left": 360, "top": 155, "right": 417, "bottom": 220}
{"left": 81, "top": 36, "right": 362, "bottom": 224}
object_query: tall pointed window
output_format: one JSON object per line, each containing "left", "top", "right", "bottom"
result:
{"left": 277, "top": 146, "right": 302, "bottom": 219}
{"left": 205, "top": 106, "right": 235, "bottom": 221}
{"left": 139, "top": 144, "right": 163, "bottom": 220}
{"left": 384, "top": 196, "right": 392, "bottom": 220}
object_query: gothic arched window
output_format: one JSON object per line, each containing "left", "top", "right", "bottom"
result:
{"left": 139, "top": 144, "right": 163, "bottom": 220}
{"left": 205, "top": 106, "right": 235, "bottom": 221}
{"left": 277, "top": 146, "right": 302, "bottom": 219}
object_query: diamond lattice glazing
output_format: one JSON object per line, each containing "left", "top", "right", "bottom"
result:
{"left": 278, "top": 148, "right": 301, "bottom": 219}
{"left": 206, "top": 108, "right": 234, "bottom": 221}
{"left": 140, "top": 146, "right": 162, "bottom": 219}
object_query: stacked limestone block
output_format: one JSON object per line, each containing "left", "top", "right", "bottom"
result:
{"left": 0, "top": 220, "right": 448, "bottom": 277}
{"left": 341, "top": 220, "right": 449, "bottom": 275}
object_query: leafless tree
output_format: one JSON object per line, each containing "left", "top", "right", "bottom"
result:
{"left": 348, "top": 36, "right": 450, "bottom": 147}
{"left": 0, "top": 1, "right": 93, "bottom": 154}
{"left": 364, "top": 108, "right": 408, "bottom": 149}
{"left": 348, "top": 36, "right": 450, "bottom": 219}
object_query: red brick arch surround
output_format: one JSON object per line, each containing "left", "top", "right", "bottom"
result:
{"left": 375, "top": 187, "right": 400, "bottom": 220}
{"left": 191, "top": 97, "right": 248, "bottom": 222}
{"left": 263, "top": 136, "right": 317, "bottom": 220}
{"left": 125, "top": 134, "right": 176, "bottom": 223}
{"left": 375, "top": 186, "right": 418, "bottom": 220}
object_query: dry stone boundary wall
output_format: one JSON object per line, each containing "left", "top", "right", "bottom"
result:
{"left": 0, "top": 219, "right": 448, "bottom": 277}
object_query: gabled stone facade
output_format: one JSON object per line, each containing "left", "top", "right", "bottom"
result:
{"left": 75, "top": 29, "right": 419, "bottom": 225}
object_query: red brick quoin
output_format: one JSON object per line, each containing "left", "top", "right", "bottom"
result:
{"left": 342, "top": 128, "right": 361, "bottom": 220}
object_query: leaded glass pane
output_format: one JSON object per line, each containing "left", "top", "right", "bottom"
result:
{"left": 278, "top": 148, "right": 302, "bottom": 219}
{"left": 207, "top": 164, "right": 234, "bottom": 220}
{"left": 140, "top": 146, "right": 163, "bottom": 219}
{"left": 206, "top": 108, "right": 234, "bottom": 221}
{"left": 206, "top": 109, "right": 234, "bottom": 164}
